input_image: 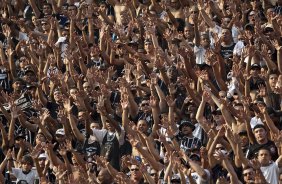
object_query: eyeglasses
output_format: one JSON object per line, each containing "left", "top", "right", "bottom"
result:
{"left": 150, "top": 173, "right": 157, "bottom": 176}
{"left": 141, "top": 103, "right": 149, "bottom": 107}
{"left": 191, "top": 11, "right": 199, "bottom": 14}
{"left": 219, "top": 95, "right": 226, "bottom": 98}
{"left": 131, "top": 168, "right": 139, "bottom": 172}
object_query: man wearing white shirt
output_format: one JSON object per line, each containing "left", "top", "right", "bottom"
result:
{"left": 257, "top": 148, "right": 282, "bottom": 184}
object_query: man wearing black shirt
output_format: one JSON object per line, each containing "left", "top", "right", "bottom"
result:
{"left": 247, "top": 124, "right": 278, "bottom": 160}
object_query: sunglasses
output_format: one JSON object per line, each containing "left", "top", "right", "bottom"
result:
{"left": 141, "top": 103, "right": 149, "bottom": 107}
{"left": 131, "top": 168, "right": 139, "bottom": 172}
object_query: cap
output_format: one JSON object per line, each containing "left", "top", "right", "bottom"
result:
{"left": 38, "top": 153, "right": 48, "bottom": 159}
{"left": 15, "top": 133, "right": 26, "bottom": 140}
{"left": 249, "top": 11, "right": 256, "bottom": 16}
{"left": 24, "top": 69, "right": 35, "bottom": 75}
{"left": 26, "top": 84, "right": 37, "bottom": 89}
{"left": 253, "top": 124, "right": 266, "bottom": 131}
{"left": 179, "top": 120, "right": 195, "bottom": 131}
{"left": 251, "top": 63, "right": 261, "bottom": 70}
{"left": 55, "top": 128, "right": 65, "bottom": 135}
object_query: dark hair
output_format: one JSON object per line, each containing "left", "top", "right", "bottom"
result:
{"left": 21, "top": 155, "right": 34, "bottom": 166}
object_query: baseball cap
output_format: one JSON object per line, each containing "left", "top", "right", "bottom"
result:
{"left": 250, "top": 63, "right": 261, "bottom": 70}
{"left": 55, "top": 128, "right": 65, "bottom": 135}
{"left": 179, "top": 120, "right": 195, "bottom": 131}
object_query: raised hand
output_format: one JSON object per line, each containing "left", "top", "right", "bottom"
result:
{"left": 149, "top": 95, "right": 158, "bottom": 108}
{"left": 166, "top": 95, "right": 176, "bottom": 107}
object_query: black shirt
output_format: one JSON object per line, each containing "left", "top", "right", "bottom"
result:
{"left": 247, "top": 140, "right": 278, "bottom": 160}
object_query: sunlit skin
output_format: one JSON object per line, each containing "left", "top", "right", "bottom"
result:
{"left": 257, "top": 149, "right": 272, "bottom": 166}
{"left": 253, "top": 127, "right": 268, "bottom": 144}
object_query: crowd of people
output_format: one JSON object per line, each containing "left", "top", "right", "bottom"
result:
{"left": 0, "top": 0, "right": 282, "bottom": 183}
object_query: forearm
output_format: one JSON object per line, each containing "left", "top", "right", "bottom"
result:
{"left": 8, "top": 118, "right": 16, "bottom": 147}
{"left": 68, "top": 113, "right": 85, "bottom": 142}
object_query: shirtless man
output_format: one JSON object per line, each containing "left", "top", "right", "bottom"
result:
{"left": 169, "top": 0, "right": 184, "bottom": 20}
{"left": 107, "top": 0, "right": 129, "bottom": 25}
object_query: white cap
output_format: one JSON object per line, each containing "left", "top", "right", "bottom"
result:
{"left": 55, "top": 128, "right": 65, "bottom": 135}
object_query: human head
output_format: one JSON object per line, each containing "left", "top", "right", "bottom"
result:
{"left": 242, "top": 166, "right": 255, "bottom": 184}
{"left": 250, "top": 63, "right": 261, "bottom": 77}
{"left": 221, "top": 28, "right": 233, "bottom": 43}
{"left": 55, "top": 128, "right": 66, "bottom": 142}
{"left": 184, "top": 24, "right": 195, "bottom": 41}
{"left": 53, "top": 88, "right": 63, "bottom": 103}
{"left": 179, "top": 120, "right": 195, "bottom": 136}
{"left": 137, "top": 120, "right": 149, "bottom": 134}
{"left": 257, "top": 148, "right": 272, "bottom": 166}
{"left": 130, "top": 165, "right": 143, "bottom": 182}
{"left": 97, "top": 168, "right": 113, "bottom": 184}
{"left": 253, "top": 124, "right": 268, "bottom": 144}
{"left": 268, "top": 72, "right": 278, "bottom": 88}
{"left": 42, "top": 3, "right": 52, "bottom": 15}
{"left": 12, "top": 78, "right": 24, "bottom": 92}
{"left": 21, "top": 155, "right": 34, "bottom": 172}
{"left": 200, "top": 33, "right": 210, "bottom": 48}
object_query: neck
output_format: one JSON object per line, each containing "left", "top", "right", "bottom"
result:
{"left": 257, "top": 139, "right": 268, "bottom": 144}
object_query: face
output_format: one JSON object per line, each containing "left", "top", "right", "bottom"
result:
{"left": 36, "top": 133, "right": 46, "bottom": 145}
{"left": 78, "top": 111, "right": 85, "bottom": 122}
{"left": 106, "top": 121, "right": 115, "bottom": 132}
{"left": 130, "top": 165, "right": 143, "bottom": 182}
{"left": 55, "top": 134, "right": 66, "bottom": 142}
{"left": 13, "top": 81, "right": 22, "bottom": 91}
{"left": 70, "top": 88, "right": 78, "bottom": 99}
{"left": 21, "top": 162, "right": 32, "bottom": 172}
{"left": 90, "top": 122, "right": 101, "bottom": 129}
{"left": 43, "top": 4, "right": 52, "bottom": 15}
{"left": 221, "top": 29, "right": 232, "bottom": 42}
{"left": 257, "top": 149, "right": 271, "bottom": 165}
{"left": 140, "top": 100, "right": 150, "bottom": 112}
{"left": 200, "top": 35, "right": 210, "bottom": 48}
{"left": 239, "top": 135, "right": 249, "bottom": 147}
{"left": 144, "top": 42, "right": 153, "bottom": 53}
{"left": 68, "top": 5, "right": 77, "bottom": 17}
{"left": 269, "top": 74, "right": 278, "bottom": 87}
{"left": 19, "top": 57, "right": 28, "bottom": 68}
{"left": 54, "top": 91, "right": 62, "bottom": 102}
{"left": 170, "top": 0, "right": 180, "bottom": 9}
{"left": 243, "top": 168, "right": 255, "bottom": 183}
{"left": 41, "top": 21, "right": 50, "bottom": 32}
{"left": 181, "top": 125, "right": 193, "bottom": 135}
{"left": 83, "top": 82, "right": 92, "bottom": 94}
{"left": 137, "top": 120, "right": 149, "bottom": 133}
{"left": 250, "top": 67, "right": 260, "bottom": 77}
{"left": 38, "top": 158, "right": 46, "bottom": 167}
{"left": 184, "top": 26, "right": 194, "bottom": 40}
{"left": 253, "top": 128, "right": 267, "bottom": 143}
{"left": 90, "top": 46, "right": 100, "bottom": 57}
{"left": 222, "top": 18, "right": 231, "bottom": 27}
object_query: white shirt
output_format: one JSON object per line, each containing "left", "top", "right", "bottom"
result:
{"left": 92, "top": 127, "right": 125, "bottom": 145}
{"left": 191, "top": 169, "right": 210, "bottom": 184}
{"left": 194, "top": 46, "right": 206, "bottom": 65}
{"left": 260, "top": 161, "right": 280, "bottom": 184}
{"left": 12, "top": 167, "right": 38, "bottom": 184}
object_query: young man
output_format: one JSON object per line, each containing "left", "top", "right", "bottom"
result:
{"left": 257, "top": 148, "right": 282, "bottom": 184}
{"left": 8, "top": 155, "right": 39, "bottom": 184}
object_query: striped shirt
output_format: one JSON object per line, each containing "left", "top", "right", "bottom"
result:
{"left": 178, "top": 136, "right": 202, "bottom": 153}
